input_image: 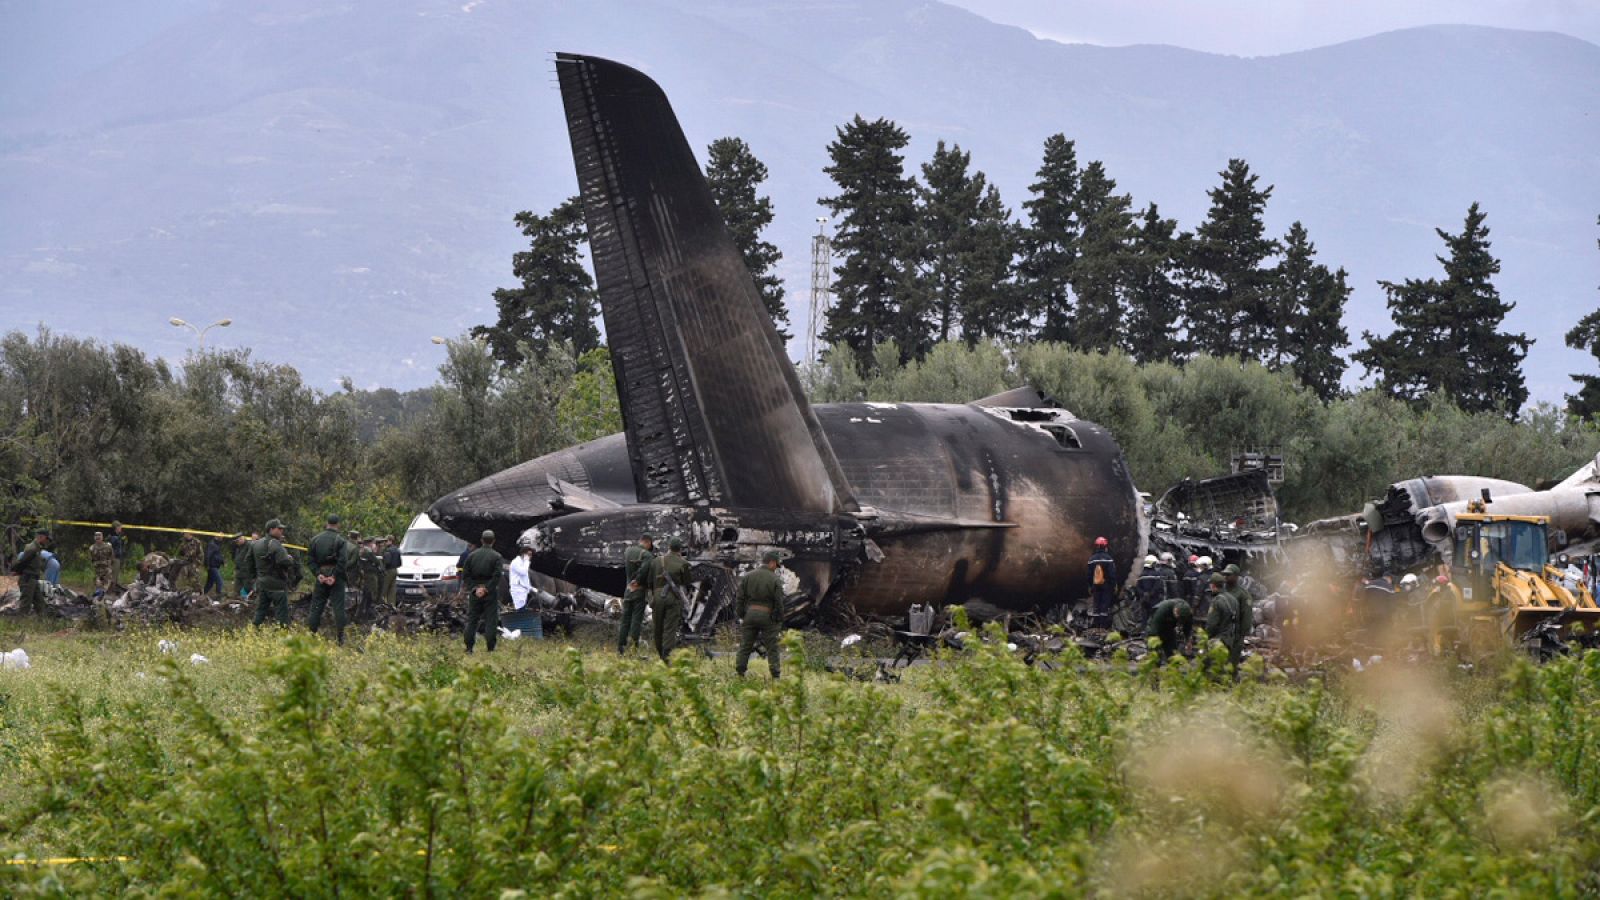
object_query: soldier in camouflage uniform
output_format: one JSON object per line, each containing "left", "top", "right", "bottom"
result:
{"left": 139, "top": 551, "right": 171, "bottom": 587}
{"left": 232, "top": 533, "right": 254, "bottom": 599}
{"left": 11, "top": 529, "right": 51, "bottom": 617}
{"left": 735, "top": 550, "right": 786, "bottom": 679}
{"left": 647, "top": 537, "right": 692, "bottom": 662}
{"left": 174, "top": 532, "right": 204, "bottom": 592}
{"left": 617, "top": 532, "right": 654, "bottom": 653}
{"left": 89, "top": 531, "right": 116, "bottom": 599}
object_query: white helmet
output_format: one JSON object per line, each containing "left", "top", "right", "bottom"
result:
{"left": 1197, "top": 556, "right": 1214, "bottom": 569}
{"left": 1144, "top": 554, "right": 1158, "bottom": 566}
{"left": 1399, "top": 573, "right": 1419, "bottom": 588}
{"left": 1159, "top": 552, "right": 1175, "bottom": 564}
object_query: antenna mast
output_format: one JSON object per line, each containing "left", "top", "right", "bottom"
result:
{"left": 807, "top": 217, "right": 832, "bottom": 364}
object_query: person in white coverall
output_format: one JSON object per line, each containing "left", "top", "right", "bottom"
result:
{"left": 508, "top": 546, "right": 544, "bottom": 639}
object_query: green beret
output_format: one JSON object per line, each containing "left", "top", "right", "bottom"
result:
{"left": 1209, "top": 572, "right": 1227, "bottom": 585}
{"left": 265, "top": 518, "right": 284, "bottom": 531}
{"left": 641, "top": 532, "right": 654, "bottom": 540}
{"left": 669, "top": 537, "right": 684, "bottom": 550}
{"left": 762, "top": 550, "right": 783, "bottom": 563}
{"left": 1223, "top": 564, "right": 1241, "bottom": 576}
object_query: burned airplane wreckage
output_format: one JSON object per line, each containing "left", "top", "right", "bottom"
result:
{"left": 429, "top": 54, "right": 1145, "bottom": 629}
{"left": 440, "top": 54, "right": 1600, "bottom": 637}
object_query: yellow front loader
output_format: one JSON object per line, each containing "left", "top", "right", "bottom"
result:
{"left": 1434, "top": 512, "right": 1600, "bottom": 655}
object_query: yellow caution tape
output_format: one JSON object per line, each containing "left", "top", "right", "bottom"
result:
{"left": 45, "top": 519, "right": 308, "bottom": 552}
{"left": 4, "top": 855, "right": 131, "bottom": 866}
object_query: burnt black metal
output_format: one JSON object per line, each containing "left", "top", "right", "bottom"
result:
{"left": 430, "top": 55, "right": 1145, "bottom": 624}
{"left": 555, "top": 53, "right": 856, "bottom": 516}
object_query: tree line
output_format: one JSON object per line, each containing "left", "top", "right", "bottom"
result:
{"left": 485, "top": 124, "right": 1600, "bottom": 417}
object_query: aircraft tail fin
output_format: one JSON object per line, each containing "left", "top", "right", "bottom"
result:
{"left": 555, "top": 53, "right": 857, "bottom": 515}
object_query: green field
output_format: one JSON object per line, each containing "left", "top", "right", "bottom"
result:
{"left": 0, "top": 619, "right": 1596, "bottom": 897}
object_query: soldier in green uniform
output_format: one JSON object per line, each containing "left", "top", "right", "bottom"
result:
{"left": 245, "top": 519, "right": 296, "bottom": 627}
{"left": 11, "top": 529, "right": 51, "bottom": 617}
{"left": 305, "top": 514, "right": 355, "bottom": 643}
{"left": 1145, "top": 593, "right": 1194, "bottom": 663}
{"left": 360, "top": 540, "right": 382, "bottom": 618}
{"left": 232, "top": 533, "right": 254, "bottom": 599}
{"left": 89, "top": 531, "right": 116, "bottom": 600}
{"left": 647, "top": 537, "right": 692, "bottom": 662}
{"left": 1203, "top": 572, "right": 1244, "bottom": 671}
{"left": 1223, "top": 563, "right": 1253, "bottom": 640}
{"left": 736, "top": 550, "right": 786, "bottom": 678}
{"left": 380, "top": 537, "right": 400, "bottom": 606}
{"left": 462, "top": 530, "right": 504, "bottom": 653}
{"left": 617, "top": 532, "right": 655, "bottom": 654}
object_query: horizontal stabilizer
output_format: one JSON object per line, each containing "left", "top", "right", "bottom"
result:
{"left": 546, "top": 474, "right": 623, "bottom": 512}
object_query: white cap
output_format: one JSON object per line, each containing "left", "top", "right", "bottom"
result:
{"left": 1144, "top": 554, "right": 1158, "bottom": 566}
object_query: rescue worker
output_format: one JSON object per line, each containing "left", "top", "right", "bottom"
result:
{"left": 648, "top": 536, "right": 692, "bottom": 662}
{"left": 305, "top": 514, "right": 354, "bottom": 643}
{"left": 462, "top": 530, "right": 504, "bottom": 654}
{"left": 617, "top": 532, "right": 655, "bottom": 654}
{"left": 11, "top": 529, "right": 50, "bottom": 617}
{"left": 1423, "top": 574, "right": 1461, "bottom": 656}
{"left": 1153, "top": 552, "right": 1179, "bottom": 599}
{"left": 1191, "top": 556, "right": 1215, "bottom": 619}
{"left": 232, "top": 533, "right": 254, "bottom": 599}
{"left": 360, "top": 539, "right": 382, "bottom": 618}
{"left": 1179, "top": 555, "right": 1202, "bottom": 602}
{"left": 1087, "top": 536, "right": 1118, "bottom": 624}
{"left": 1146, "top": 593, "right": 1194, "bottom": 662}
{"left": 246, "top": 519, "right": 296, "bottom": 627}
{"left": 108, "top": 521, "right": 128, "bottom": 586}
{"left": 1135, "top": 554, "right": 1167, "bottom": 618}
{"left": 1204, "top": 572, "right": 1244, "bottom": 671}
{"left": 204, "top": 535, "right": 225, "bottom": 597}
{"left": 89, "top": 531, "right": 116, "bottom": 599}
{"left": 736, "top": 550, "right": 786, "bottom": 679}
{"left": 381, "top": 536, "right": 401, "bottom": 606}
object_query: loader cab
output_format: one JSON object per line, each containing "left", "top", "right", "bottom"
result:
{"left": 1451, "top": 514, "right": 1548, "bottom": 606}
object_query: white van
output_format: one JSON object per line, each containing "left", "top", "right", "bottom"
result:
{"left": 395, "top": 513, "right": 471, "bottom": 600}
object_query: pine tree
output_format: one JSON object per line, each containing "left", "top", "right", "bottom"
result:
{"left": 911, "top": 141, "right": 1022, "bottom": 347}
{"left": 959, "top": 184, "right": 1023, "bottom": 345}
{"left": 1271, "top": 222, "right": 1351, "bottom": 401}
{"left": 1563, "top": 216, "right": 1600, "bottom": 418}
{"left": 1354, "top": 203, "right": 1531, "bottom": 415}
{"left": 705, "top": 137, "right": 789, "bottom": 340}
{"left": 1186, "top": 159, "right": 1280, "bottom": 358}
{"left": 473, "top": 198, "right": 599, "bottom": 366}
{"left": 1019, "top": 134, "right": 1080, "bottom": 342}
{"left": 1122, "top": 203, "right": 1185, "bottom": 364}
{"left": 819, "top": 116, "right": 919, "bottom": 368}
{"left": 1068, "top": 161, "right": 1135, "bottom": 352}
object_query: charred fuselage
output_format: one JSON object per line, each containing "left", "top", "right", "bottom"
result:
{"left": 430, "top": 401, "right": 1142, "bottom": 619}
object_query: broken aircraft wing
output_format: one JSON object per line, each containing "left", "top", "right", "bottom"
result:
{"left": 555, "top": 53, "right": 858, "bottom": 516}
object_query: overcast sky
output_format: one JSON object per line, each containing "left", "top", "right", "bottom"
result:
{"left": 949, "top": 0, "right": 1600, "bottom": 56}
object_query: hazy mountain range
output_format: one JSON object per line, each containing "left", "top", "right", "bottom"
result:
{"left": 2, "top": 0, "right": 1597, "bottom": 401}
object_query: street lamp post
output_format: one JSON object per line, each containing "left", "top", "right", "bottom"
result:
{"left": 169, "top": 317, "right": 232, "bottom": 349}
